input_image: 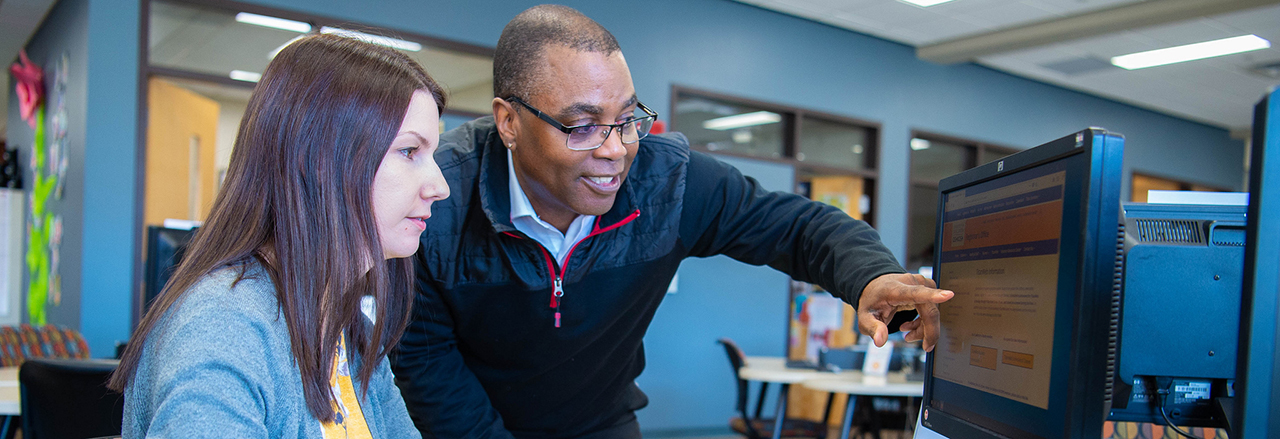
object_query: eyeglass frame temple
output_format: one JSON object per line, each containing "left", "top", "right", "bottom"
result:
{"left": 506, "top": 96, "right": 659, "bottom": 137}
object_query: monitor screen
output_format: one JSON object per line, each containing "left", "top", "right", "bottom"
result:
{"left": 918, "top": 129, "right": 1124, "bottom": 439}
{"left": 143, "top": 225, "right": 198, "bottom": 314}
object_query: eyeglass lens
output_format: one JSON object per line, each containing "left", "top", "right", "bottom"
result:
{"left": 567, "top": 117, "right": 655, "bottom": 151}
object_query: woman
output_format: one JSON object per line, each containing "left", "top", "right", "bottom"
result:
{"left": 109, "top": 33, "right": 449, "bottom": 438}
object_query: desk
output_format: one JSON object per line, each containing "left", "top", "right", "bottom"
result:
{"left": 0, "top": 367, "right": 17, "bottom": 439}
{"left": 739, "top": 356, "right": 827, "bottom": 383}
{"left": 740, "top": 357, "right": 922, "bottom": 439}
{"left": 739, "top": 357, "right": 825, "bottom": 439}
{"left": 802, "top": 374, "right": 923, "bottom": 439}
{"left": 0, "top": 367, "right": 17, "bottom": 415}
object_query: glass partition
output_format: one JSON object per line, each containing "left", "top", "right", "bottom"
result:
{"left": 672, "top": 94, "right": 786, "bottom": 159}
{"left": 148, "top": 0, "right": 495, "bottom": 114}
{"left": 798, "top": 115, "right": 870, "bottom": 171}
{"left": 142, "top": 0, "right": 496, "bottom": 229}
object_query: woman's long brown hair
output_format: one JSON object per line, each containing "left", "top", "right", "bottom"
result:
{"left": 109, "top": 33, "right": 446, "bottom": 422}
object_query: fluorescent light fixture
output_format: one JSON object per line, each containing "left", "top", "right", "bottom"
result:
{"left": 229, "top": 70, "right": 262, "bottom": 83}
{"left": 1111, "top": 35, "right": 1271, "bottom": 70}
{"left": 898, "top": 0, "right": 957, "bottom": 7}
{"left": 320, "top": 26, "right": 422, "bottom": 52}
{"left": 702, "top": 111, "right": 782, "bottom": 131}
{"left": 910, "top": 138, "right": 931, "bottom": 150}
{"left": 235, "top": 12, "right": 311, "bottom": 33}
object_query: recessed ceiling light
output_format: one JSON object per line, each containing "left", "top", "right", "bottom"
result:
{"left": 1111, "top": 35, "right": 1271, "bottom": 70}
{"left": 910, "top": 138, "right": 931, "bottom": 150}
{"left": 234, "top": 12, "right": 311, "bottom": 33}
{"left": 320, "top": 27, "right": 422, "bottom": 52}
{"left": 702, "top": 111, "right": 782, "bottom": 130}
{"left": 898, "top": 0, "right": 958, "bottom": 7}
{"left": 229, "top": 70, "right": 262, "bottom": 83}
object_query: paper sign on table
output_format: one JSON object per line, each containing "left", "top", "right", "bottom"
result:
{"left": 863, "top": 340, "right": 894, "bottom": 377}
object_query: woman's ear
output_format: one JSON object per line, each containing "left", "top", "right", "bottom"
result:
{"left": 493, "top": 97, "right": 519, "bottom": 150}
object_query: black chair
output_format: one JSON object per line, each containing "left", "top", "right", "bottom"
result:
{"left": 717, "top": 338, "right": 828, "bottom": 439}
{"left": 19, "top": 358, "right": 124, "bottom": 439}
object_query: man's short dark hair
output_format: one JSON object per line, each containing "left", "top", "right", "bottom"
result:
{"left": 493, "top": 5, "right": 621, "bottom": 100}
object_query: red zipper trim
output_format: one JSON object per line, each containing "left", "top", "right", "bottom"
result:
{"left": 506, "top": 231, "right": 563, "bottom": 310}
{"left": 504, "top": 209, "right": 642, "bottom": 328}
{"left": 590, "top": 209, "right": 642, "bottom": 235}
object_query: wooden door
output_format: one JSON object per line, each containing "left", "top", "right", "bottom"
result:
{"left": 145, "top": 78, "right": 219, "bottom": 226}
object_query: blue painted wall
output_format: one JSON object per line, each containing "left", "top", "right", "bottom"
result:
{"left": 80, "top": 0, "right": 140, "bottom": 359}
{"left": 7, "top": 0, "right": 90, "bottom": 331}
{"left": 14, "top": 0, "right": 1245, "bottom": 432}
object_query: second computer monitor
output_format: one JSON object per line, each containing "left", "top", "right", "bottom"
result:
{"left": 918, "top": 128, "right": 1124, "bottom": 439}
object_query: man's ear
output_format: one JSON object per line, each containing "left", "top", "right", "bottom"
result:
{"left": 493, "top": 97, "right": 519, "bottom": 149}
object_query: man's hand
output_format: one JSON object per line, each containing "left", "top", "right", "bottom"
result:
{"left": 856, "top": 273, "right": 954, "bottom": 352}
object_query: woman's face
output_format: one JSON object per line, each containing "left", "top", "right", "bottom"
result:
{"left": 372, "top": 89, "right": 449, "bottom": 259}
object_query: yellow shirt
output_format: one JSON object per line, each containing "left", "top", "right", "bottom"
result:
{"left": 320, "top": 335, "right": 373, "bottom": 439}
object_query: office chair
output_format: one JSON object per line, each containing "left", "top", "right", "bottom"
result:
{"left": 19, "top": 358, "right": 124, "bottom": 439}
{"left": 717, "top": 338, "right": 828, "bottom": 439}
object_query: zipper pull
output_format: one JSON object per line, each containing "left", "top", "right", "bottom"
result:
{"left": 550, "top": 278, "right": 563, "bottom": 308}
{"left": 552, "top": 278, "right": 564, "bottom": 328}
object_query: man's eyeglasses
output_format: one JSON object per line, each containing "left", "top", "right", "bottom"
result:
{"left": 508, "top": 96, "right": 658, "bottom": 151}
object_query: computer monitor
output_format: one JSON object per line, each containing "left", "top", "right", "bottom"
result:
{"left": 917, "top": 128, "right": 1124, "bottom": 439}
{"left": 1234, "top": 87, "right": 1280, "bottom": 438}
{"left": 142, "top": 225, "right": 198, "bottom": 314}
{"left": 1107, "top": 203, "right": 1244, "bottom": 429}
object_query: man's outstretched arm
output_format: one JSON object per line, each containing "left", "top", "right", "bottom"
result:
{"left": 679, "top": 150, "right": 952, "bottom": 349}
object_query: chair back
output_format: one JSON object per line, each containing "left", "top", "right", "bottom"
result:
{"left": 717, "top": 338, "right": 751, "bottom": 413}
{"left": 0, "top": 325, "right": 91, "bottom": 367}
{"left": 19, "top": 358, "right": 124, "bottom": 439}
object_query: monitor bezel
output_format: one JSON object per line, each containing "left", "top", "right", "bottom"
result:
{"left": 142, "top": 225, "right": 199, "bottom": 314}
{"left": 920, "top": 128, "right": 1123, "bottom": 439}
{"left": 1234, "top": 88, "right": 1280, "bottom": 438}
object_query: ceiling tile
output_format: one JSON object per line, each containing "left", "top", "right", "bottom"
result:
{"left": 1234, "top": 50, "right": 1280, "bottom": 73}
{"left": 1057, "top": 31, "right": 1165, "bottom": 59}
{"left": 903, "top": 17, "right": 989, "bottom": 43}
{"left": 924, "top": 0, "right": 1017, "bottom": 14}
{"left": 1019, "top": 0, "right": 1145, "bottom": 16}
{"left": 954, "top": 1, "right": 1059, "bottom": 30}
{"left": 835, "top": 0, "right": 948, "bottom": 27}
{"left": 1211, "top": 4, "right": 1280, "bottom": 37}
{"left": 830, "top": 9, "right": 894, "bottom": 30}
{"left": 1039, "top": 56, "right": 1120, "bottom": 75}
{"left": 767, "top": 0, "right": 831, "bottom": 15}
{"left": 1128, "top": 18, "right": 1244, "bottom": 48}
{"left": 791, "top": 0, "right": 881, "bottom": 10}
{"left": 999, "top": 43, "right": 1094, "bottom": 62}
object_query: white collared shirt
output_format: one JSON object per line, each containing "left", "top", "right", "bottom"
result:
{"left": 508, "top": 150, "right": 596, "bottom": 267}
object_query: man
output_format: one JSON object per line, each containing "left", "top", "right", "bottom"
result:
{"left": 392, "top": 5, "right": 953, "bottom": 438}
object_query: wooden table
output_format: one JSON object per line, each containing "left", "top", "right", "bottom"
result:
{"left": 802, "top": 373, "right": 923, "bottom": 439}
{"left": 0, "top": 367, "right": 18, "bottom": 439}
{"left": 0, "top": 367, "right": 17, "bottom": 415}
{"left": 738, "top": 357, "right": 825, "bottom": 439}
{"left": 739, "top": 357, "right": 923, "bottom": 439}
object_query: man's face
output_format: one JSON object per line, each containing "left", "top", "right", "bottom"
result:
{"left": 509, "top": 46, "right": 640, "bottom": 230}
